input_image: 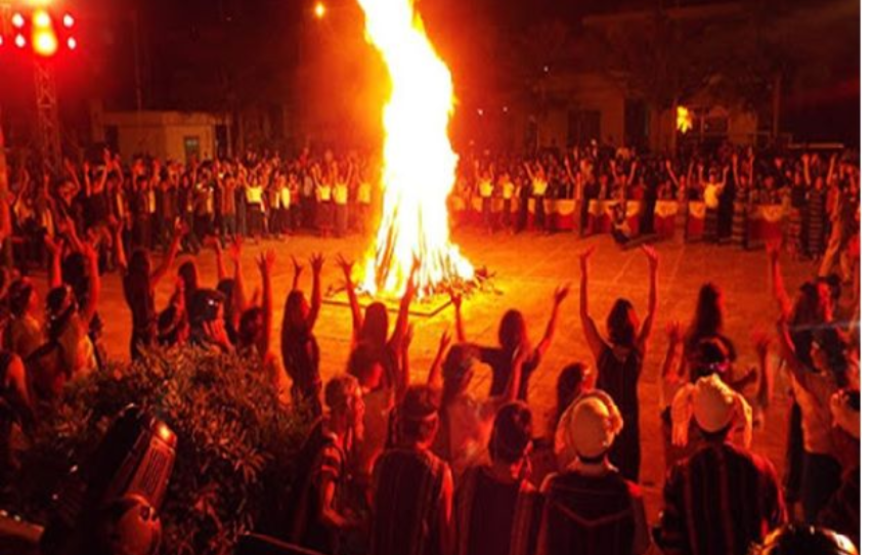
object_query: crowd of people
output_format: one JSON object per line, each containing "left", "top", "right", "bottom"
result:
{"left": 0, "top": 141, "right": 861, "bottom": 555}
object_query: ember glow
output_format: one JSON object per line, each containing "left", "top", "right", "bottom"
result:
{"left": 357, "top": 0, "right": 474, "bottom": 298}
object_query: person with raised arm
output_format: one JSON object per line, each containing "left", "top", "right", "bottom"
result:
{"left": 281, "top": 253, "right": 324, "bottom": 415}
{"left": 452, "top": 282, "right": 569, "bottom": 402}
{"left": 578, "top": 245, "right": 658, "bottom": 482}
{"left": 337, "top": 254, "right": 416, "bottom": 391}
{"left": 118, "top": 220, "right": 184, "bottom": 359}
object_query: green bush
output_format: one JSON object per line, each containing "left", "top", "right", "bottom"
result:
{"left": 10, "top": 346, "right": 311, "bottom": 555}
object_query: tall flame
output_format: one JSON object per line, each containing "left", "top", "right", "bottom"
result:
{"left": 358, "top": 0, "right": 474, "bottom": 298}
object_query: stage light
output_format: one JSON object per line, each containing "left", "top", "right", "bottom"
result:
{"left": 67, "top": 37, "right": 77, "bottom": 50}
{"left": 33, "top": 31, "right": 58, "bottom": 56}
{"left": 314, "top": 2, "right": 326, "bottom": 19}
{"left": 0, "top": 37, "right": 4, "bottom": 47}
{"left": 33, "top": 9, "right": 51, "bottom": 28}
{"left": 12, "top": 13, "right": 25, "bottom": 28}
{"left": 63, "top": 14, "right": 75, "bottom": 28}
{"left": 14, "top": 34, "right": 26, "bottom": 48}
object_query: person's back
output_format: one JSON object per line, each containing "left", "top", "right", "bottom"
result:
{"left": 370, "top": 447, "right": 451, "bottom": 555}
{"left": 457, "top": 466, "right": 538, "bottom": 555}
{"left": 537, "top": 469, "right": 639, "bottom": 555}
{"left": 658, "top": 441, "right": 784, "bottom": 555}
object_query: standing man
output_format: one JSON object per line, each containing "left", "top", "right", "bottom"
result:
{"left": 536, "top": 391, "right": 650, "bottom": 555}
{"left": 657, "top": 374, "right": 785, "bottom": 555}
{"left": 289, "top": 375, "right": 365, "bottom": 554}
{"left": 370, "top": 385, "right": 454, "bottom": 555}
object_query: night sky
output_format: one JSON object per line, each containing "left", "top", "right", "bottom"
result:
{"left": 0, "top": 0, "right": 860, "bottom": 144}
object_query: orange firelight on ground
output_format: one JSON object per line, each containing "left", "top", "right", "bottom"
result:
{"left": 357, "top": 0, "right": 474, "bottom": 298}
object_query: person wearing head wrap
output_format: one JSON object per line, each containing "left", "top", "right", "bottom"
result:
{"left": 288, "top": 374, "right": 364, "bottom": 555}
{"left": 819, "top": 389, "right": 860, "bottom": 547}
{"left": 454, "top": 402, "right": 540, "bottom": 555}
{"left": 370, "top": 385, "right": 453, "bottom": 555}
{"left": 535, "top": 391, "right": 650, "bottom": 555}
{"left": 656, "top": 374, "right": 785, "bottom": 555}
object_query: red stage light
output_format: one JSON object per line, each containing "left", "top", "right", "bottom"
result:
{"left": 14, "top": 34, "right": 26, "bottom": 48}
{"left": 63, "top": 14, "right": 75, "bottom": 28}
{"left": 67, "top": 37, "right": 77, "bottom": 50}
{"left": 0, "top": 36, "right": 4, "bottom": 47}
{"left": 11, "top": 13, "right": 25, "bottom": 28}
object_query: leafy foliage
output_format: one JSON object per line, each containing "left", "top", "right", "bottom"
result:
{"left": 10, "top": 347, "right": 310, "bottom": 555}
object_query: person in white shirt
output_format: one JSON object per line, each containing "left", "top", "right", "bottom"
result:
{"left": 498, "top": 171, "right": 515, "bottom": 233}
{"left": 245, "top": 175, "right": 265, "bottom": 239}
{"left": 700, "top": 163, "right": 729, "bottom": 244}
{"left": 524, "top": 161, "right": 549, "bottom": 232}
{"left": 476, "top": 161, "right": 495, "bottom": 234}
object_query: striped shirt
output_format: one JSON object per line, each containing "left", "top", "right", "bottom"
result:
{"left": 454, "top": 465, "right": 541, "bottom": 555}
{"left": 370, "top": 447, "right": 453, "bottom": 555}
{"left": 658, "top": 442, "right": 785, "bottom": 555}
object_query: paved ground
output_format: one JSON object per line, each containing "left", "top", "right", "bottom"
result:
{"left": 85, "top": 227, "right": 823, "bottom": 520}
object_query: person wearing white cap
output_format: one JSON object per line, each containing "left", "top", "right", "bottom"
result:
{"left": 819, "top": 389, "right": 860, "bottom": 547}
{"left": 535, "top": 391, "right": 650, "bottom": 555}
{"left": 656, "top": 374, "right": 784, "bottom": 555}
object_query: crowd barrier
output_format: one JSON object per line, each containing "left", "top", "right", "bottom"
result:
{"left": 449, "top": 197, "right": 786, "bottom": 243}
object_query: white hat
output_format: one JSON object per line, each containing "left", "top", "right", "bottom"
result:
{"left": 830, "top": 389, "right": 860, "bottom": 440}
{"left": 556, "top": 390, "right": 623, "bottom": 461}
{"left": 672, "top": 374, "right": 752, "bottom": 449}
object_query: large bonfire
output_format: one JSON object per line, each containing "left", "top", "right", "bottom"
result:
{"left": 358, "top": 0, "right": 474, "bottom": 299}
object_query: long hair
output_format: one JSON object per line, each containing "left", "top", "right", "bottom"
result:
{"left": 360, "top": 302, "right": 389, "bottom": 347}
{"left": 607, "top": 298, "right": 638, "bottom": 347}
{"left": 688, "top": 283, "right": 724, "bottom": 343}
{"left": 498, "top": 310, "right": 527, "bottom": 352}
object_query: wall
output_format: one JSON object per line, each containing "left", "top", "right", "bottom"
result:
{"left": 535, "top": 72, "right": 626, "bottom": 149}
{"left": 99, "top": 111, "right": 226, "bottom": 162}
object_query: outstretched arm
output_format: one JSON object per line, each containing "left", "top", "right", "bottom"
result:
{"left": 579, "top": 247, "right": 605, "bottom": 360}
{"left": 637, "top": 245, "right": 659, "bottom": 353}
{"left": 427, "top": 330, "right": 451, "bottom": 389}
{"left": 536, "top": 284, "right": 570, "bottom": 358}
{"left": 80, "top": 243, "right": 101, "bottom": 325}
{"left": 150, "top": 220, "right": 184, "bottom": 289}
{"left": 390, "top": 260, "right": 420, "bottom": 350}
{"left": 766, "top": 241, "right": 791, "bottom": 318}
{"left": 291, "top": 256, "right": 304, "bottom": 291}
{"left": 257, "top": 250, "right": 276, "bottom": 361}
{"left": 306, "top": 253, "right": 324, "bottom": 330}
{"left": 754, "top": 330, "right": 773, "bottom": 410}
{"left": 776, "top": 317, "right": 808, "bottom": 390}
{"left": 228, "top": 236, "right": 248, "bottom": 316}
{"left": 451, "top": 290, "right": 466, "bottom": 343}
{"left": 337, "top": 255, "right": 363, "bottom": 341}
{"left": 45, "top": 235, "right": 64, "bottom": 289}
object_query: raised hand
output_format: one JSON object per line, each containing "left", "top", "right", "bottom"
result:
{"left": 291, "top": 256, "right": 304, "bottom": 278}
{"left": 228, "top": 235, "right": 243, "bottom": 263}
{"left": 449, "top": 288, "right": 463, "bottom": 309}
{"left": 310, "top": 252, "right": 325, "bottom": 273}
{"left": 640, "top": 245, "right": 659, "bottom": 270}
{"left": 579, "top": 246, "right": 595, "bottom": 272}
{"left": 554, "top": 283, "right": 571, "bottom": 305}
{"left": 665, "top": 320, "right": 684, "bottom": 345}
{"left": 439, "top": 329, "right": 452, "bottom": 352}
{"left": 257, "top": 250, "right": 276, "bottom": 275}
{"left": 336, "top": 254, "right": 354, "bottom": 279}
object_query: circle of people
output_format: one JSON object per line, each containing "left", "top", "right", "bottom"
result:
{"left": 0, "top": 143, "right": 861, "bottom": 555}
